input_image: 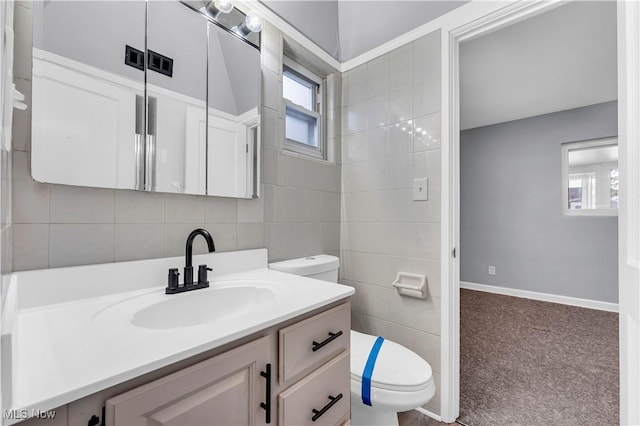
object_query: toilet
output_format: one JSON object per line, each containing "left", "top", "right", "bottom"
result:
{"left": 269, "top": 255, "right": 435, "bottom": 426}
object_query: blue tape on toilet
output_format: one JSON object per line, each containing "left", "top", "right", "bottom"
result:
{"left": 362, "top": 336, "right": 385, "bottom": 406}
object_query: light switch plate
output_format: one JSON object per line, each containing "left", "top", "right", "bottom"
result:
{"left": 413, "top": 177, "right": 429, "bottom": 201}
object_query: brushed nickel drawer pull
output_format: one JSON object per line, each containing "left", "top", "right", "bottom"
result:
{"left": 312, "top": 330, "right": 343, "bottom": 352}
{"left": 311, "top": 393, "right": 343, "bottom": 422}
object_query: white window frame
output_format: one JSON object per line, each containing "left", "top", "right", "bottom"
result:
{"left": 561, "top": 137, "right": 618, "bottom": 216}
{"left": 282, "top": 57, "right": 325, "bottom": 159}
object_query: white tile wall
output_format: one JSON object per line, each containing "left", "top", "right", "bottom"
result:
{"left": 10, "top": 14, "right": 341, "bottom": 271}
{"left": 340, "top": 29, "right": 442, "bottom": 415}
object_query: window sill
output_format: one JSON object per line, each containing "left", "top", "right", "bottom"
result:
{"left": 280, "top": 146, "right": 338, "bottom": 167}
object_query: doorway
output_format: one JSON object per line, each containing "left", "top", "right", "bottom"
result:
{"left": 442, "top": 0, "right": 640, "bottom": 424}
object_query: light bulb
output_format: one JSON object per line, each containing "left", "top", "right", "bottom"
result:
{"left": 214, "top": 0, "right": 234, "bottom": 14}
{"left": 244, "top": 11, "right": 264, "bottom": 33}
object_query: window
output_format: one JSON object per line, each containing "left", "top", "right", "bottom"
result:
{"left": 561, "top": 138, "right": 618, "bottom": 215}
{"left": 282, "top": 58, "right": 324, "bottom": 159}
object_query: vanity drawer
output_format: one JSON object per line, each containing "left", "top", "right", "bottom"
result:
{"left": 279, "top": 302, "right": 350, "bottom": 383}
{"left": 278, "top": 350, "right": 350, "bottom": 426}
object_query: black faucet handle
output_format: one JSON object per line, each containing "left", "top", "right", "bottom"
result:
{"left": 167, "top": 268, "right": 180, "bottom": 293}
{"left": 198, "top": 264, "right": 213, "bottom": 285}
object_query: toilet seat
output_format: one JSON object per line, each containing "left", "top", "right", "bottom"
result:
{"left": 350, "top": 330, "right": 433, "bottom": 393}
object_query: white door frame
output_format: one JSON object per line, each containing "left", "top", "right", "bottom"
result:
{"left": 441, "top": 1, "right": 640, "bottom": 423}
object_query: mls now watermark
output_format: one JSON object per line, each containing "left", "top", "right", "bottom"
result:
{"left": 3, "top": 409, "right": 57, "bottom": 420}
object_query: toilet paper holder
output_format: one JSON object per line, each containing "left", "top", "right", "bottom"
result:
{"left": 392, "top": 272, "right": 427, "bottom": 299}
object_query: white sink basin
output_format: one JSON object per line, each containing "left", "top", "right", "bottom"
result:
{"left": 93, "top": 280, "right": 284, "bottom": 330}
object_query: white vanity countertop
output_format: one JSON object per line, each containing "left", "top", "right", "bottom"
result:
{"left": 4, "top": 249, "right": 353, "bottom": 423}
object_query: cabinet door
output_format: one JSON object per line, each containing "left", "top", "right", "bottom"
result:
{"left": 106, "top": 336, "right": 272, "bottom": 426}
{"left": 146, "top": 1, "right": 207, "bottom": 195}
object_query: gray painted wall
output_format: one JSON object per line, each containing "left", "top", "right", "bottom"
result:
{"left": 460, "top": 101, "right": 618, "bottom": 303}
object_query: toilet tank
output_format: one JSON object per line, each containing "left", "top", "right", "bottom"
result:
{"left": 268, "top": 255, "right": 339, "bottom": 283}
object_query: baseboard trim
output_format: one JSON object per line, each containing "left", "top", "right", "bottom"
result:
{"left": 415, "top": 407, "right": 441, "bottom": 422}
{"left": 460, "top": 281, "right": 619, "bottom": 313}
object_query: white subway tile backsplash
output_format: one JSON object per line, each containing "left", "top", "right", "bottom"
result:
{"left": 321, "top": 221, "right": 341, "bottom": 253}
{"left": 345, "top": 65, "right": 368, "bottom": 106}
{"left": 413, "top": 31, "right": 441, "bottom": 84}
{"left": 367, "top": 55, "right": 389, "bottom": 98}
{"left": 341, "top": 250, "right": 441, "bottom": 298}
{"left": 115, "top": 190, "right": 165, "bottom": 224}
{"left": 263, "top": 222, "right": 324, "bottom": 261}
{"left": 204, "top": 197, "right": 237, "bottom": 224}
{"left": 347, "top": 279, "right": 391, "bottom": 320}
{"left": 414, "top": 80, "right": 441, "bottom": 118}
{"left": 388, "top": 154, "right": 413, "bottom": 189}
{"left": 49, "top": 224, "right": 114, "bottom": 268}
{"left": 237, "top": 196, "right": 264, "bottom": 223}
{"left": 50, "top": 185, "right": 115, "bottom": 224}
{"left": 262, "top": 69, "right": 282, "bottom": 112}
{"left": 262, "top": 107, "right": 280, "bottom": 148}
{"left": 165, "top": 194, "right": 205, "bottom": 224}
{"left": 319, "top": 163, "right": 341, "bottom": 193}
{"left": 237, "top": 223, "right": 264, "bottom": 250}
{"left": 386, "top": 223, "right": 441, "bottom": 260}
{"left": 367, "top": 94, "right": 388, "bottom": 129}
{"left": 12, "top": 179, "right": 49, "bottom": 224}
{"left": 12, "top": 150, "right": 30, "bottom": 181}
{"left": 351, "top": 311, "right": 390, "bottom": 337}
{"left": 388, "top": 294, "right": 441, "bottom": 336}
{"left": 389, "top": 43, "right": 413, "bottom": 90}
{"left": 388, "top": 121, "right": 413, "bottom": 157}
{"left": 261, "top": 146, "right": 279, "bottom": 185}
{"left": 345, "top": 101, "right": 368, "bottom": 135}
{"left": 388, "top": 85, "right": 413, "bottom": 124}
{"left": 343, "top": 131, "right": 368, "bottom": 164}
{"left": 414, "top": 112, "right": 441, "bottom": 152}
{"left": 367, "top": 126, "right": 389, "bottom": 160}
{"left": 13, "top": 224, "right": 48, "bottom": 271}
{"left": 115, "top": 224, "right": 165, "bottom": 262}
{"left": 203, "top": 223, "right": 237, "bottom": 252}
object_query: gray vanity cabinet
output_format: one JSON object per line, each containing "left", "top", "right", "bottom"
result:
{"left": 105, "top": 336, "right": 273, "bottom": 426}
{"left": 14, "top": 301, "right": 351, "bottom": 426}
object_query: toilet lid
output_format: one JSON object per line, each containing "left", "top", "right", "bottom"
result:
{"left": 350, "top": 330, "right": 433, "bottom": 392}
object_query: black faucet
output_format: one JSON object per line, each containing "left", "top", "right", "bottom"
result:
{"left": 166, "top": 228, "right": 216, "bottom": 294}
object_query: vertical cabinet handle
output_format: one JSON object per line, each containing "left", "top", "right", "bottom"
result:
{"left": 260, "top": 363, "right": 271, "bottom": 424}
{"left": 134, "top": 95, "right": 145, "bottom": 190}
{"left": 145, "top": 96, "right": 158, "bottom": 191}
{"left": 311, "top": 393, "right": 343, "bottom": 422}
{"left": 312, "top": 330, "right": 343, "bottom": 352}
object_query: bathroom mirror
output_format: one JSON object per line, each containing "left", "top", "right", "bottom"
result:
{"left": 30, "top": 0, "right": 261, "bottom": 198}
{"left": 562, "top": 137, "right": 618, "bottom": 215}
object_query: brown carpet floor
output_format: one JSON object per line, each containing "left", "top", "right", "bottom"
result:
{"left": 459, "top": 289, "right": 619, "bottom": 426}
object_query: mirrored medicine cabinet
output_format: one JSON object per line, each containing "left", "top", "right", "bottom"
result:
{"left": 31, "top": 0, "right": 261, "bottom": 199}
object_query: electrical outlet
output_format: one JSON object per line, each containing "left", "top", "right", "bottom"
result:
{"left": 413, "top": 177, "right": 429, "bottom": 201}
{"left": 488, "top": 265, "right": 496, "bottom": 275}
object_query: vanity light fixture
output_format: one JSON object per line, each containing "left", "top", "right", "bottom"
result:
{"left": 235, "top": 10, "right": 264, "bottom": 36}
{"left": 204, "top": 0, "right": 235, "bottom": 18}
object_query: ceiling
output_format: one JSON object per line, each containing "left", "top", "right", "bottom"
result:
{"left": 460, "top": 1, "right": 617, "bottom": 130}
{"left": 260, "top": 0, "right": 468, "bottom": 61}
